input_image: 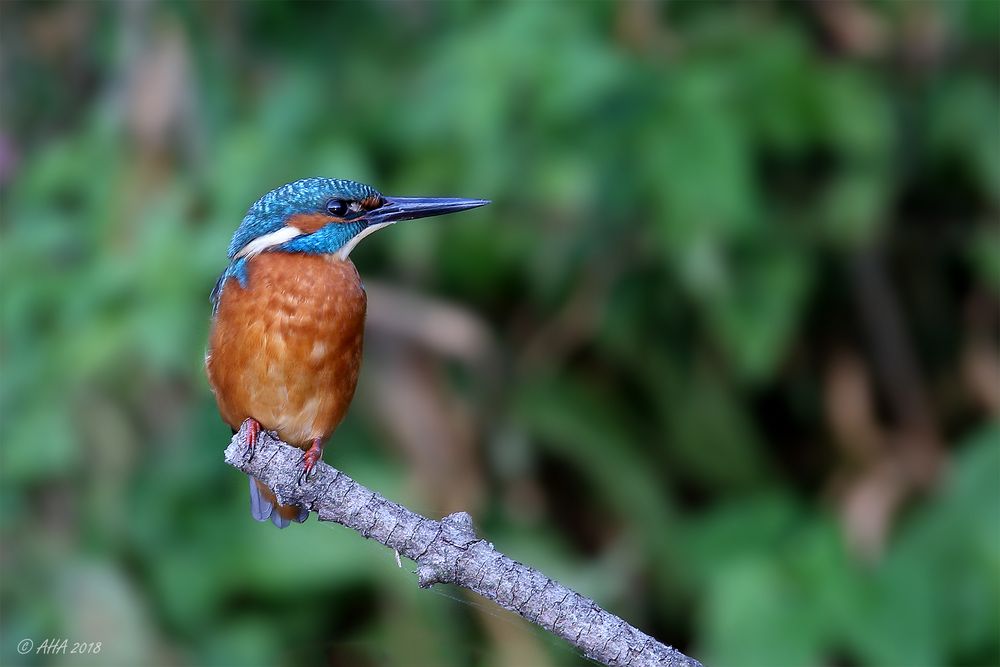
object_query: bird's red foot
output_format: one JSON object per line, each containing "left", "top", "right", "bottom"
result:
{"left": 241, "top": 417, "right": 261, "bottom": 463}
{"left": 298, "top": 438, "right": 325, "bottom": 485}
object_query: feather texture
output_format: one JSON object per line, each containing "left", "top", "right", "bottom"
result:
{"left": 207, "top": 252, "right": 366, "bottom": 525}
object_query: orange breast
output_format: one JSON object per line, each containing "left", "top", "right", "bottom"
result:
{"left": 206, "top": 252, "right": 367, "bottom": 448}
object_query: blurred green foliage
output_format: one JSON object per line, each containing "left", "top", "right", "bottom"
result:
{"left": 1, "top": 2, "right": 998, "bottom": 666}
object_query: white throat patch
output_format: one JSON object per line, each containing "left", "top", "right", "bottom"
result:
{"left": 234, "top": 226, "right": 303, "bottom": 259}
{"left": 336, "top": 222, "right": 393, "bottom": 260}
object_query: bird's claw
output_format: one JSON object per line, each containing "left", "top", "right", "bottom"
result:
{"left": 297, "top": 439, "right": 324, "bottom": 485}
{"left": 242, "top": 418, "right": 261, "bottom": 464}
{"left": 297, "top": 455, "right": 317, "bottom": 485}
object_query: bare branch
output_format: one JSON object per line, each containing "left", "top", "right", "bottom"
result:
{"left": 224, "top": 425, "right": 703, "bottom": 667}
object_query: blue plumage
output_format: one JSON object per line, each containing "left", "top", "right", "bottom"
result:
{"left": 277, "top": 221, "right": 366, "bottom": 254}
{"left": 209, "top": 177, "right": 488, "bottom": 313}
{"left": 247, "top": 474, "right": 272, "bottom": 522}
{"left": 212, "top": 178, "right": 382, "bottom": 311}
{"left": 210, "top": 257, "right": 250, "bottom": 313}
{"left": 227, "top": 177, "right": 381, "bottom": 259}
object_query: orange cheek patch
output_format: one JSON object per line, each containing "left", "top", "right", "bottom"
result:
{"left": 287, "top": 212, "right": 338, "bottom": 233}
{"left": 360, "top": 195, "right": 384, "bottom": 210}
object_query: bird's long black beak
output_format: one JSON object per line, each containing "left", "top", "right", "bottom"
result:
{"left": 367, "top": 196, "right": 490, "bottom": 225}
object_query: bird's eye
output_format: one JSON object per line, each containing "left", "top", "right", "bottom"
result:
{"left": 326, "top": 199, "right": 349, "bottom": 217}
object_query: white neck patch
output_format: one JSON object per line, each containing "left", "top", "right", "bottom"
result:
{"left": 234, "top": 226, "right": 303, "bottom": 259}
{"left": 336, "top": 222, "right": 393, "bottom": 260}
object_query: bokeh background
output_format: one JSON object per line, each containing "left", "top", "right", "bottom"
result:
{"left": 2, "top": 1, "right": 998, "bottom": 666}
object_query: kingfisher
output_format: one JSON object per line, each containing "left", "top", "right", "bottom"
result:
{"left": 206, "top": 177, "right": 488, "bottom": 527}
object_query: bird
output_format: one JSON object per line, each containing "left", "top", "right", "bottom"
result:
{"left": 206, "top": 177, "right": 488, "bottom": 527}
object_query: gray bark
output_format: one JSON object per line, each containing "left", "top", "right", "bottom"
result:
{"left": 224, "top": 424, "right": 703, "bottom": 667}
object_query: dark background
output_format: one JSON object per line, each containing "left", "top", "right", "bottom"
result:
{"left": 1, "top": 1, "right": 998, "bottom": 666}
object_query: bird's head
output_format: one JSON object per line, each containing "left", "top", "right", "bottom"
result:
{"left": 227, "top": 177, "right": 489, "bottom": 261}
{"left": 210, "top": 177, "right": 488, "bottom": 311}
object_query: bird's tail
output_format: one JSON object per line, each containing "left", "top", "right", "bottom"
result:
{"left": 247, "top": 475, "right": 309, "bottom": 528}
